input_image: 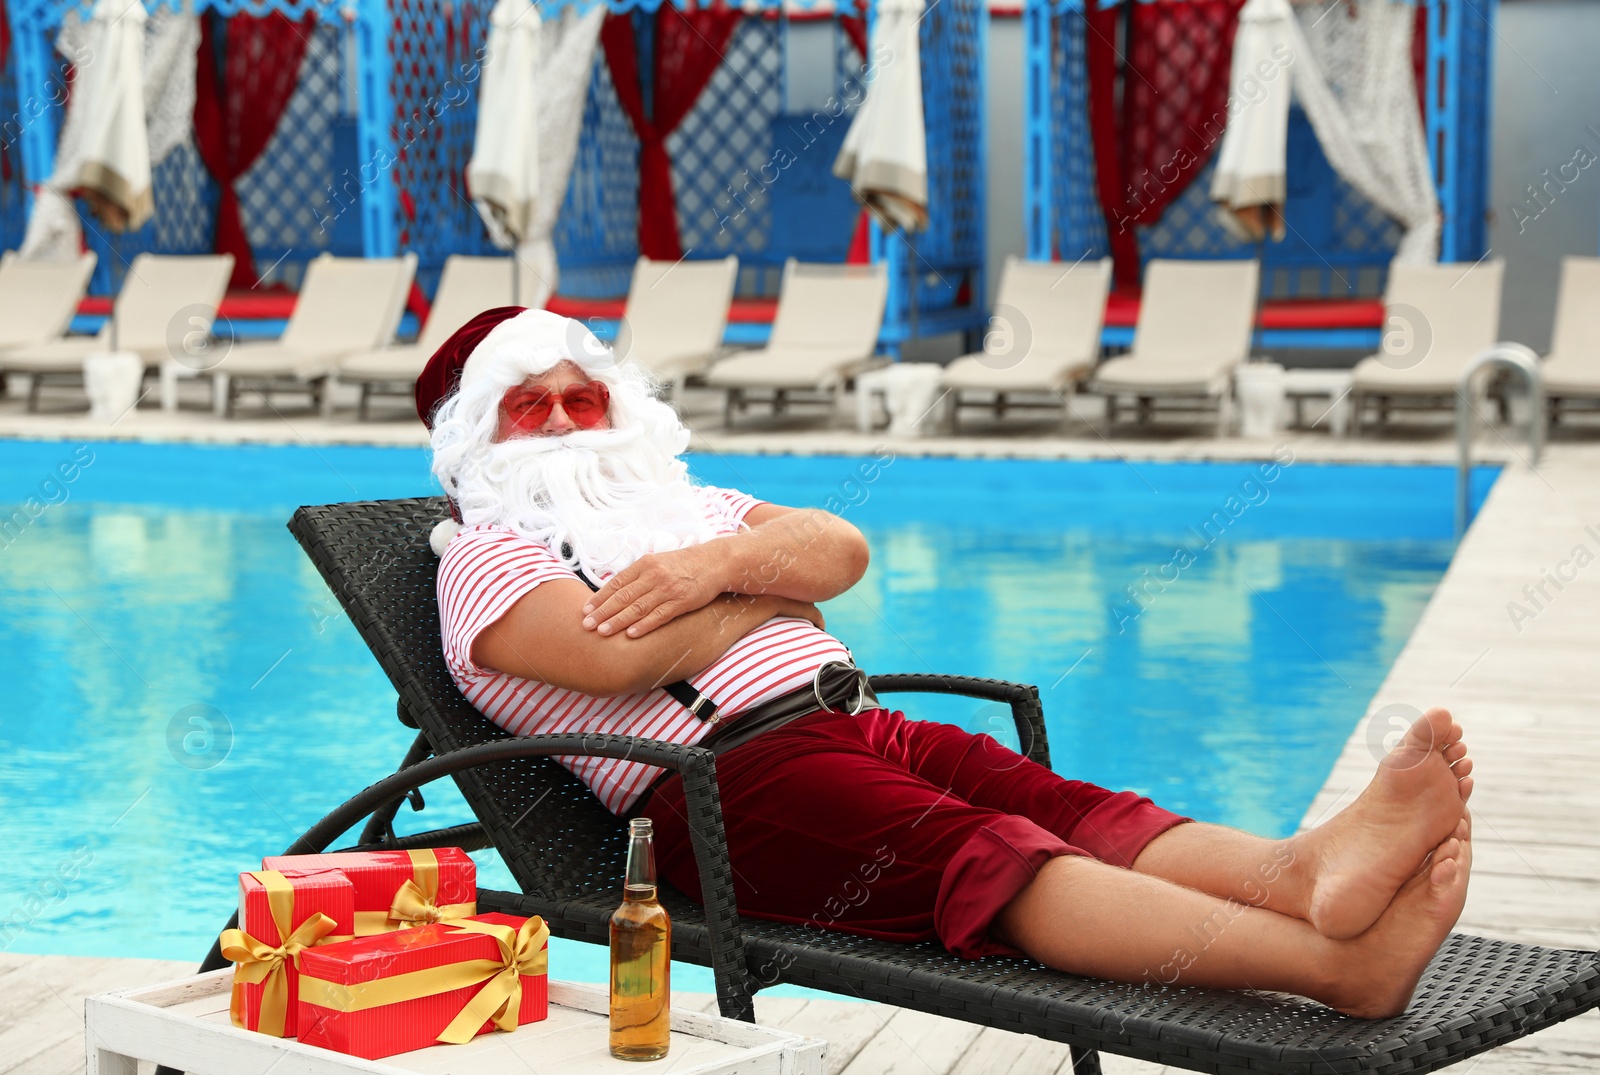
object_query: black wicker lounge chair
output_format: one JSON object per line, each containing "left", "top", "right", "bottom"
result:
{"left": 195, "top": 496, "right": 1600, "bottom": 1074}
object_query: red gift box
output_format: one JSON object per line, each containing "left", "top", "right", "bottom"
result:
{"left": 263, "top": 848, "right": 476, "bottom": 935}
{"left": 219, "top": 869, "right": 355, "bottom": 1038}
{"left": 296, "top": 912, "right": 550, "bottom": 1060}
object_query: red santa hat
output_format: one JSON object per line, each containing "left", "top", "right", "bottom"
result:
{"left": 414, "top": 305, "right": 524, "bottom": 429}
{"left": 415, "top": 305, "right": 615, "bottom": 429}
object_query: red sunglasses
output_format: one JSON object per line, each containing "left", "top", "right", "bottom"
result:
{"left": 503, "top": 381, "right": 611, "bottom": 431}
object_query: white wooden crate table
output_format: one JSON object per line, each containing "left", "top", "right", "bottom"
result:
{"left": 854, "top": 363, "right": 947, "bottom": 435}
{"left": 85, "top": 970, "right": 826, "bottom": 1075}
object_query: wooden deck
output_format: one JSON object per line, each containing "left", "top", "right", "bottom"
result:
{"left": 0, "top": 949, "right": 1126, "bottom": 1075}
{"left": 6, "top": 448, "right": 1598, "bottom": 1075}
{"left": 1293, "top": 454, "right": 1600, "bottom": 1073}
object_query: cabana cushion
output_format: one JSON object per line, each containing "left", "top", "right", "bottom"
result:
{"left": 548, "top": 294, "right": 779, "bottom": 325}
{"left": 79, "top": 290, "right": 300, "bottom": 320}
{"left": 77, "top": 288, "right": 1383, "bottom": 335}
{"left": 1104, "top": 291, "right": 1386, "bottom": 331}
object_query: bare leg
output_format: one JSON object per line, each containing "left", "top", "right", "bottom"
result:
{"left": 1130, "top": 823, "right": 1313, "bottom": 920}
{"left": 995, "top": 822, "right": 1472, "bottom": 1019}
{"left": 1131, "top": 707, "right": 1474, "bottom": 938}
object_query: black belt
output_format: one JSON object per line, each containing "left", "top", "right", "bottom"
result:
{"left": 625, "top": 661, "right": 878, "bottom": 818}
{"left": 698, "top": 660, "right": 878, "bottom": 756}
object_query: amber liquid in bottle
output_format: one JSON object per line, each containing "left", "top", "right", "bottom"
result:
{"left": 610, "top": 817, "right": 671, "bottom": 1061}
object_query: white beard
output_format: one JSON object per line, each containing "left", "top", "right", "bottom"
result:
{"left": 452, "top": 424, "right": 740, "bottom": 580}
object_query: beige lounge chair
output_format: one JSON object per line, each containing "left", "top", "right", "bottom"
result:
{"left": 2, "top": 254, "right": 233, "bottom": 412}
{"left": 0, "top": 252, "right": 99, "bottom": 400}
{"left": 1542, "top": 255, "right": 1600, "bottom": 426}
{"left": 703, "top": 259, "right": 889, "bottom": 426}
{"left": 1087, "top": 259, "right": 1260, "bottom": 434}
{"left": 185, "top": 253, "right": 417, "bottom": 417}
{"left": 612, "top": 255, "right": 738, "bottom": 393}
{"left": 1349, "top": 260, "right": 1504, "bottom": 433}
{"left": 941, "top": 256, "right": 1112, "bottom": 430}
{"left": 334, "top": 255, "right": 514, "bottom": 420}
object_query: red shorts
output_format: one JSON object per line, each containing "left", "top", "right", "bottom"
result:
{"left": 640, "top": 708, "right": 1189, "bottom": 961}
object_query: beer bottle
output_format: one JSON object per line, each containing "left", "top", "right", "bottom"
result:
{"left": 609, "top": 817, "right": 670, "bottom": 1060}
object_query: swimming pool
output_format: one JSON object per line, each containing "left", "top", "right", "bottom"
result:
{"left": 0, "top": 439, "right": 1495, "bottom": 991}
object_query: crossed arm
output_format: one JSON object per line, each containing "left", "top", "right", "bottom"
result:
{"left": 471, "top": 503, "right": 869, "bottom": 696}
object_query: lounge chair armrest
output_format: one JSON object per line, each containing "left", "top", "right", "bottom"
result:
{"left": 868, "top": 673, "right": 1050, "bottom": 768}
{"left": 199, "top": 735, "right": 756, "bottom": 1020}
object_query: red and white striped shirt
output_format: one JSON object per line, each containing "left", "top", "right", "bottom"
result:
{"left": 437, "top": 485, "right": 853, "bottom": 814}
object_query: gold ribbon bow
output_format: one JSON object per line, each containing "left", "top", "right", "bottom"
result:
{"left": 296, "top": 916, "right": 550, "bottom": 1045}
{"left": 219, "top": 870, "right": 339, "bottom": 1038}
{"left": 353, "top": 849, "right": 477, "bottom": 934}
{"left": 436, "top": 917, "right": 550, "bottom": 1043}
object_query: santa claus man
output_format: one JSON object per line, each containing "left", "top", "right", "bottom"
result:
{"left": 418, "top": 307, "right": 1474, "bottom": 1018}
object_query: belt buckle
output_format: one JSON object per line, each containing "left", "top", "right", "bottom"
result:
{"left": 812, "top": 661, "right": 869, "bottom": 716}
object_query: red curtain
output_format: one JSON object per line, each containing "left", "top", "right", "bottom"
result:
{"left": 837, "top": 15, "right": 870, "bottom": 263}
{"left": 1085, "top": 0, "right": 1242, "bottom": 288}
{"left": 193, "top": 11, "right": 313, "bottom": 289}
{"left": 838, "top": 14, "right": 867, "bottom": 61}
{"left": 601, "top": 6, "right": 742, "bottom": 260}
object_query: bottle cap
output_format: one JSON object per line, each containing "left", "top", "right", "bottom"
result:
{"left": 629, "top": 817, "right": 653, "bottom": 837}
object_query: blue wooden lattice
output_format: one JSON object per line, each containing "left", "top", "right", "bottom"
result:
{"left": 670, "top": 17, "right": 783, "bottom": 272}
{"left": 877, "top": 0, "right": 988, "bottom": 346}
{"left": 553, "top": 56, "right": 638, "bottom": 299}
{"left": 385, "top": 0, "right": 501, "bottom": 297}
{"left": 0, "top": 34, "right": 28, "bottom": 252}
{"left": 1046, "top": 7, "right": 1106, "bottom": 262}
{"left": 553, "top": 14, "right": 872, "bottom": 301}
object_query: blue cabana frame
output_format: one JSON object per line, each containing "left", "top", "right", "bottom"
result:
{"left": 6, "top": 0, "right": 986, "bottom": 356}
{"left": 0, "top": 8, "right": 28, "bottom": 253}
{"left": 1021, "top": 0, "right": 1495, "bottom": 351}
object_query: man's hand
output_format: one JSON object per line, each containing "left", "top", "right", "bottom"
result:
{"left": 582, "top": 545, "right": 728, "bottom": 638}
{"left": 581, "top": 502, "right": 866, "bottom": 639}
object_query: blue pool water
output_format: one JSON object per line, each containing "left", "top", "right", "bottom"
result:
{"left": 0, "top": 440, "right": 1495, "bottom": 991}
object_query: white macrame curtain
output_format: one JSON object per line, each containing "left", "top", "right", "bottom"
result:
{"left": 21, "top": 5, "right": 199, "bottom": 261}
{"left": 1212, "top": 0, "right": 1439, "bottom": 264}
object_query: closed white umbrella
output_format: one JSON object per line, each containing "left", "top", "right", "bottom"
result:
{"left": 73, "top": 0, "right": 154, "bottom": 233}
{"left": 1209, "top": 0, "right": 1294, "bottom": 242}
{"left": 833, "top": 0, "right": 928, "bottom": 234}
{"left": 468, "top": 0, "right": 542, "bottom": 302}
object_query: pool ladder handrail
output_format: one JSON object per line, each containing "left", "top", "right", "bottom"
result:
{"left": 1456, "top": 342, "right": 1544, "bottom": 538}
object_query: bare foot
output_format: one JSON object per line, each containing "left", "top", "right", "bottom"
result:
{"left": 1304, "top": 708, "right": 1473, "bottom": 939}
{"left": 1325, "top": 824, "right": 1472, "bottom": 1019}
